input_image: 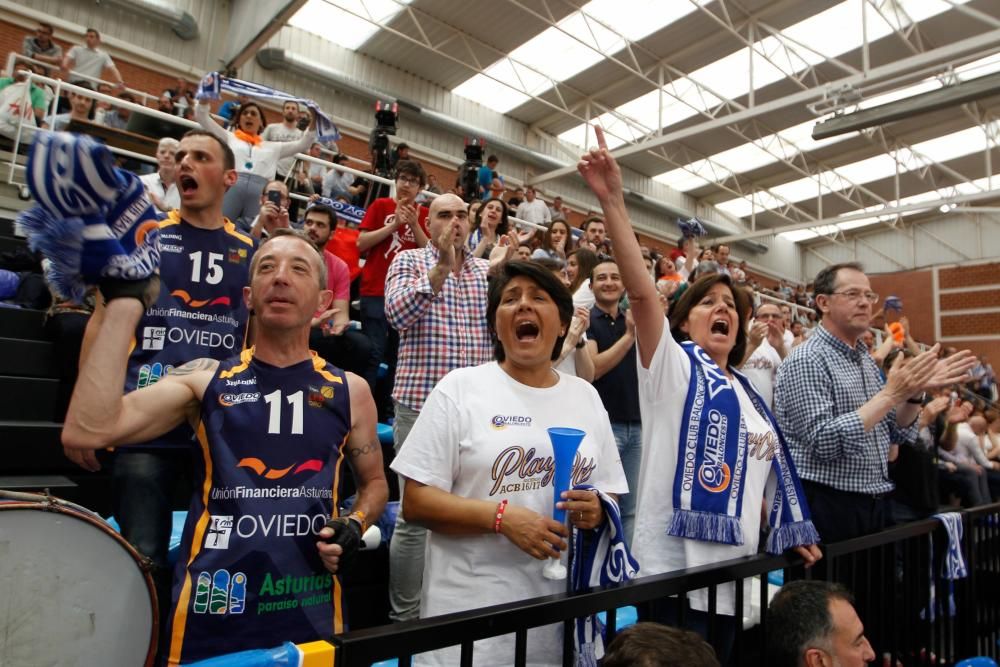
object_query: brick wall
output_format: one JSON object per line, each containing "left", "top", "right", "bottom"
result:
{"left": 868, "top": 269, "right": 935, "bottom": 344}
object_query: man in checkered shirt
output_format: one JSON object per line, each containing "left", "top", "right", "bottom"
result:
{"left": 384, "top": 192, "right": 495, "bottom": 622}
{"left": 775, "top": 262, "right": 975, "bottom": 543}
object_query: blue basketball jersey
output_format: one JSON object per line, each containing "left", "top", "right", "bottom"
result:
{"left": 164, "top": 349, "right": 352, "bottom": 665}
{"left": 125, "top": 214, "right": 256, "bottom": 448}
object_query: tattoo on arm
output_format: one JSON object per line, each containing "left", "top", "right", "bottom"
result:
{"left": 348, "top": 440, "right": 379, "bottom": 459}
{"left": 170, "top": 358, "right": 217, "bottom": 376}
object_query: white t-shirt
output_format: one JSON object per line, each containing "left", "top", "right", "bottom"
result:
{"left": 632, "top": 320, "right": 778, "bottom": 616}
{"left": 139, "top": 172, "right": 180, "bottom": 211}
{"left": 783, "top": 328, "right": 794, "bottom": 351}
{"left": 515, "top": 198, "right": 552, "bottom": 225}
{"left": 391, "top": 362, "right": 628, "bottom": 667}
{"left": 740, "top": 337, "right": 782, "bottom": 409}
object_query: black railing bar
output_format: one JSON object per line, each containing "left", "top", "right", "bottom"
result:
{"left": 514, "top": 629, "right": 526, "bottom": 667}
{"left": 822, "top": 517, "right": 940, "bottom": 559}
{"left": 459, "top": 640, "right": 473, "bottom": 667}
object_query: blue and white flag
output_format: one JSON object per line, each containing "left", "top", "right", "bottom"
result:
{"left": 196, "top": 72, "right": 341, "bottom": 142}
{"left": 307, "top": 196, "right": 365, "bottom": 227}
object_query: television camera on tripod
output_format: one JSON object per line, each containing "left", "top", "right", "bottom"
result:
{"left": 458, "top": 137, "right": 485, "bottom": 203}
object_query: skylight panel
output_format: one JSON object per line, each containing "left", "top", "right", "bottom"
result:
{"left": 289, "top": 0, "right": 411, "bottom": 51}
{"left": 654, "top": 168, "right": 716, "bottom": 192}
{"left": 452, "top": 0, "right": 706, "bottom": 111}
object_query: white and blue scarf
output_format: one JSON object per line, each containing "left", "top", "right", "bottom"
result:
{"left": 569, "top": 485, "right": 640, "bottom": 667}
{"left": 307, "top": 196, "right": 365, "bottom": 227}
{"left": 669, "top": 341, "right": 819, "bottom": 554}
{"left": 196, "top": 72, "right": 340, "bottom": 142}
{"left": 16, "top": 132, "right": 160, "bottom": 301}
{"left": 923, "top": 512, "right": 967, "bottom": 622}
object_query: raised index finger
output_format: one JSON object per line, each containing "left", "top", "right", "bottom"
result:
{"left": 593, "top": 124, "right": 608, "bottom": 151}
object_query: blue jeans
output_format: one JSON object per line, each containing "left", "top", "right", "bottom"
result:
{"left": 610, "top": 421, "right": 641, "bottom": 543}
{"left": 387, "top": 402, "right": 424, "bottom": 622}
{"left": 222, "top": 172, "right": 267, "bottom": 232}
{"left": 359, "top": 296, "right": 399, "bottom": 418}
{"left": 112, "top": 448, "right": 193, "bottom": 653}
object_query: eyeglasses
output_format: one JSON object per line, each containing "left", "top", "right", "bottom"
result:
{"left": 829, "top": 289, "right": 879, "bottom": 304}
{"left": 397, "top": 175, "right": 421, "bottom": 187}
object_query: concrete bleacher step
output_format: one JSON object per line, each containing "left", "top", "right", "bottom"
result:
{"left": 0, "top": 308, "right": 46, "bottom": 339}
{"left": 0, "top": 375, "right": 59, "bottom": 421}
{"left": 0, "top": 338, "right": 56, "bottom": 377}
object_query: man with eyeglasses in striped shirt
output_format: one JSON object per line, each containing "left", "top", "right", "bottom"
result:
{"left": 774, "top": 261, "right": 976, "bottom": 543}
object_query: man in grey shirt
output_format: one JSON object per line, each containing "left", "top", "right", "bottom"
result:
{"left": 261, "top": 100, "right": 304, "bottom": 181}
{"left": 61, "top": 28, "right": 124, "bottom": 91}
{"left": 22, "top": 22, "right": 62, "bottom": 75}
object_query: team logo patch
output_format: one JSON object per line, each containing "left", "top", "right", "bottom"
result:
{"left": 171, "top": 289, "right": 231, "bottom": 308}
{"left": 218, "top": 392, "right": 260, "bottom": 407}
{"left": 237, "top": 457, "right": 324, "bottom": 479}
{"left": 204, "top": 515, "right": 233, "bottom": 549}
{"left": 490, "top": 414, "right": 533, "bottom": 430}
{"left": 193, "top": 569, "right": 246, "bottom": 615}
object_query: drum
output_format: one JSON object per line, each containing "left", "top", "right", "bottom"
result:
{"left": 0, "top": 491, "right": 158, "bottom": 666}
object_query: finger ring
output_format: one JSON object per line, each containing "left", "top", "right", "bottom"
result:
{"left": 576, "top": 510, "right": 583, "bottom": 521}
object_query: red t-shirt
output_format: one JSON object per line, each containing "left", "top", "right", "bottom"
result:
{"left": 358, "top": 197, "right": 429, "bottom": 298}
{"left": 325, "top": 227, "right": 361, "bottom": 282}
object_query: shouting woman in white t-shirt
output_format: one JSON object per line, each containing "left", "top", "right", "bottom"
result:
{"left": 390, "top": 260, "right": 627, "bottom": 667}
{"left": 577, "top": 126, "right": 822, "bottom": 664}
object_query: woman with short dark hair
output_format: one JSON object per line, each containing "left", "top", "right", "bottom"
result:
{"left": 390, "top": 260, "right": 627, "bottom": 666}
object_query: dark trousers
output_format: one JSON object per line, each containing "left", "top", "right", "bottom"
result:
{"left": 308, "top": 326, "right": 377, "bottom": 390}
{"left": 359, "top": 296, "right": 399, "bottom": 420}
{"left": 799, "top": 481, "right": 890, "bottom": 656}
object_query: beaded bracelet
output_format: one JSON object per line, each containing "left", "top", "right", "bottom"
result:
{"left": 494, "top": 499, "right": 509, "bottom": 534}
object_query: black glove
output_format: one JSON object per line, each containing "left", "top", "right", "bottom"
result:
{"left": 323, "top": 516, "right": 362, "bottom": 571}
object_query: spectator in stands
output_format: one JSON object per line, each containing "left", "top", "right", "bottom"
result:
{"left": 655, "top": 256, "right": 684, "bottom": 290}
{"left": 62, "top": 227, "right": 385, "bottom": 664}
{"left": 711, "top": 243, "right": 731, "bottom": 276}
{"left": 322, "top": 205, "right": 362, "bottom": 303}
{"left": 779, "top": 304, "right": 796, "bottom": 350}
{"left": 155, "top": 91, "right": 175, "bottom": 115}
{"left": 914, "top": 392, "right": 982, "bottom": 508}
{"left": 940, "top": 412, "right": 1000, "bottom": 502}
{"left": 390, "top": 142, "right": 411, "bottom": 173}
{"left": 485, "top": 176, "right": 505, "bottom": 202}
{"left": 767, "top": 580, "right": 875, "bottom": 667}
{"left": 67, "top": 129, "right": 257, "bottom": 649}
{"left": 586, "top": 259, "right": 641, "bottom": 540}
{"left": 775, "top": 262, "right": 976, "bottom": 543}
{"left": 0, "top": 64, "right": 48, "bottom": 140}
{"left": 531, "top": 219, "right": 573, "bottom": 262}
{"left": 390, "top": 259, "right": 626, "bottom": 663}
{"left": 579, "top": 217, "right": 607, "bottom": 252}
{"left": 50, "top": 84, "right": 95, "bottom": 131}
{"left": 22, "top": 22, "right": 63, "bottom": 76}
{"left": 98, "top": 92, "right": 134, "bottom": 130}
{"left": 357, "top": 160, "right": 430, "bottom": 412}
{"left": 61, "top": 28, "right": 124, "bottom": 91}
{"left": 548, "top": 195, "right": 567, "bottom": 222}
{"left": 477, "top": 154, "right": 499, "bottom": 198}
{"left": 971, "top": 355, "right": 996, "bottom": 400}
{"left": 195, "top": 98, "right": 315, "bottom": 231}
{"left": 262, "top": 100, "right": 304, "bottom": 184}
{"left": 425, "top": 173, "right": 442, "bottom": 195}
{"left": 986, "top": 409, "right": 1000, "bottom": 459}
{"left": 302, "top": 203, "right": 376, "bottom": 383}
{"left": 165, "top": 78, "right": 191, "bottom": 118}
{"left": 249, "top": 179, "right": 291, "bottom": 239}
{"left": 93, "top": 83, "right": 113, "bottom": 123}
{"left": 384, "top": 193, "right": 496, "bottom": 623}
{"left": 139, "top": 137, "right": 180, "bottom": 213}
{"left": 603, "top": 623, "right": 720, "bottom": 667}
{"left": 578, "top": 127, "right": 821, "bottom": 663}
{"left": 515, "top": 242, "right": 532, "bottom": 260}
{"left": 468, "top": 196, "right": 509, "bottom": 259}
{"left": 740, "top": 303, "right": 787, "bottom": 409}
{"left": 323, "top": 153, "right": 356, "bottom": 200}
{"left": 515, "top": 186, "right": 551, "bottom": 227}
{"left": 566, "top": 247, "right": 599, "bottom": 310}
{"left": 507, "top": 186, "right": 524, "bottom": 209}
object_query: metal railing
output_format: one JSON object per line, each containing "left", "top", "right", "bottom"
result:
{"left": 318, "top": 503, "right": 1000, "bottom": 666}
{"left": 4, "top": 51, "right": 156, "bottom": 107}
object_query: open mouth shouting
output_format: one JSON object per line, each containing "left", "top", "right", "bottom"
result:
{"left": 178, "top": 174, "right": 198, "bottom": 197}
{"left": 710, "top": 317, "right": 730, "bottom": 337}
{"left": 514, "top": 319, "right": 540, "bottom": 343}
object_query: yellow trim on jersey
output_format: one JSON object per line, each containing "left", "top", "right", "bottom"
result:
{"left": 298, "top": 641, "right": 337, "bottom": 666}
{"left": 167, "top": 421, "right": 215, "bottom": 666}
{"left": 223, "top": 219, "right": 254, "bottom": 246}
{"left": 219, "top": 348, "right": 255, "bottom": 379}
{"left": 162, "top": 211, "right": 183, "bottom": 228}
{"left": 329, "top": 431, "right": 348, "bottom": 635}
{"left": 311, "top": 353, "right": 343, "bottom": 384}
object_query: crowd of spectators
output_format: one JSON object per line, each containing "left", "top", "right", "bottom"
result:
{"left": 4, "top": 19, "right": 1000, "bottom": 667}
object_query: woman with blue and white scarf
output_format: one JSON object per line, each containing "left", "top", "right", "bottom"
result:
{"left": 577, "top": 127, "right": 822, "bottom": 664}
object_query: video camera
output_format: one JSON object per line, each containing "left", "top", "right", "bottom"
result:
{"left": 368, "top": 99, "right": 398, "bottom": 178}
{"left": 458, "top": 137, "right": 485, "bottom": 203}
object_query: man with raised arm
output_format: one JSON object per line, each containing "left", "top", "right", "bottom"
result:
{"left": 63, "top": 227, "right": 388, "bottom": 664}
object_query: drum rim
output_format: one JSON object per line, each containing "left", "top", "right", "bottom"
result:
{"left": 0, "top": 499, "right": 160, "bottom": 667}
